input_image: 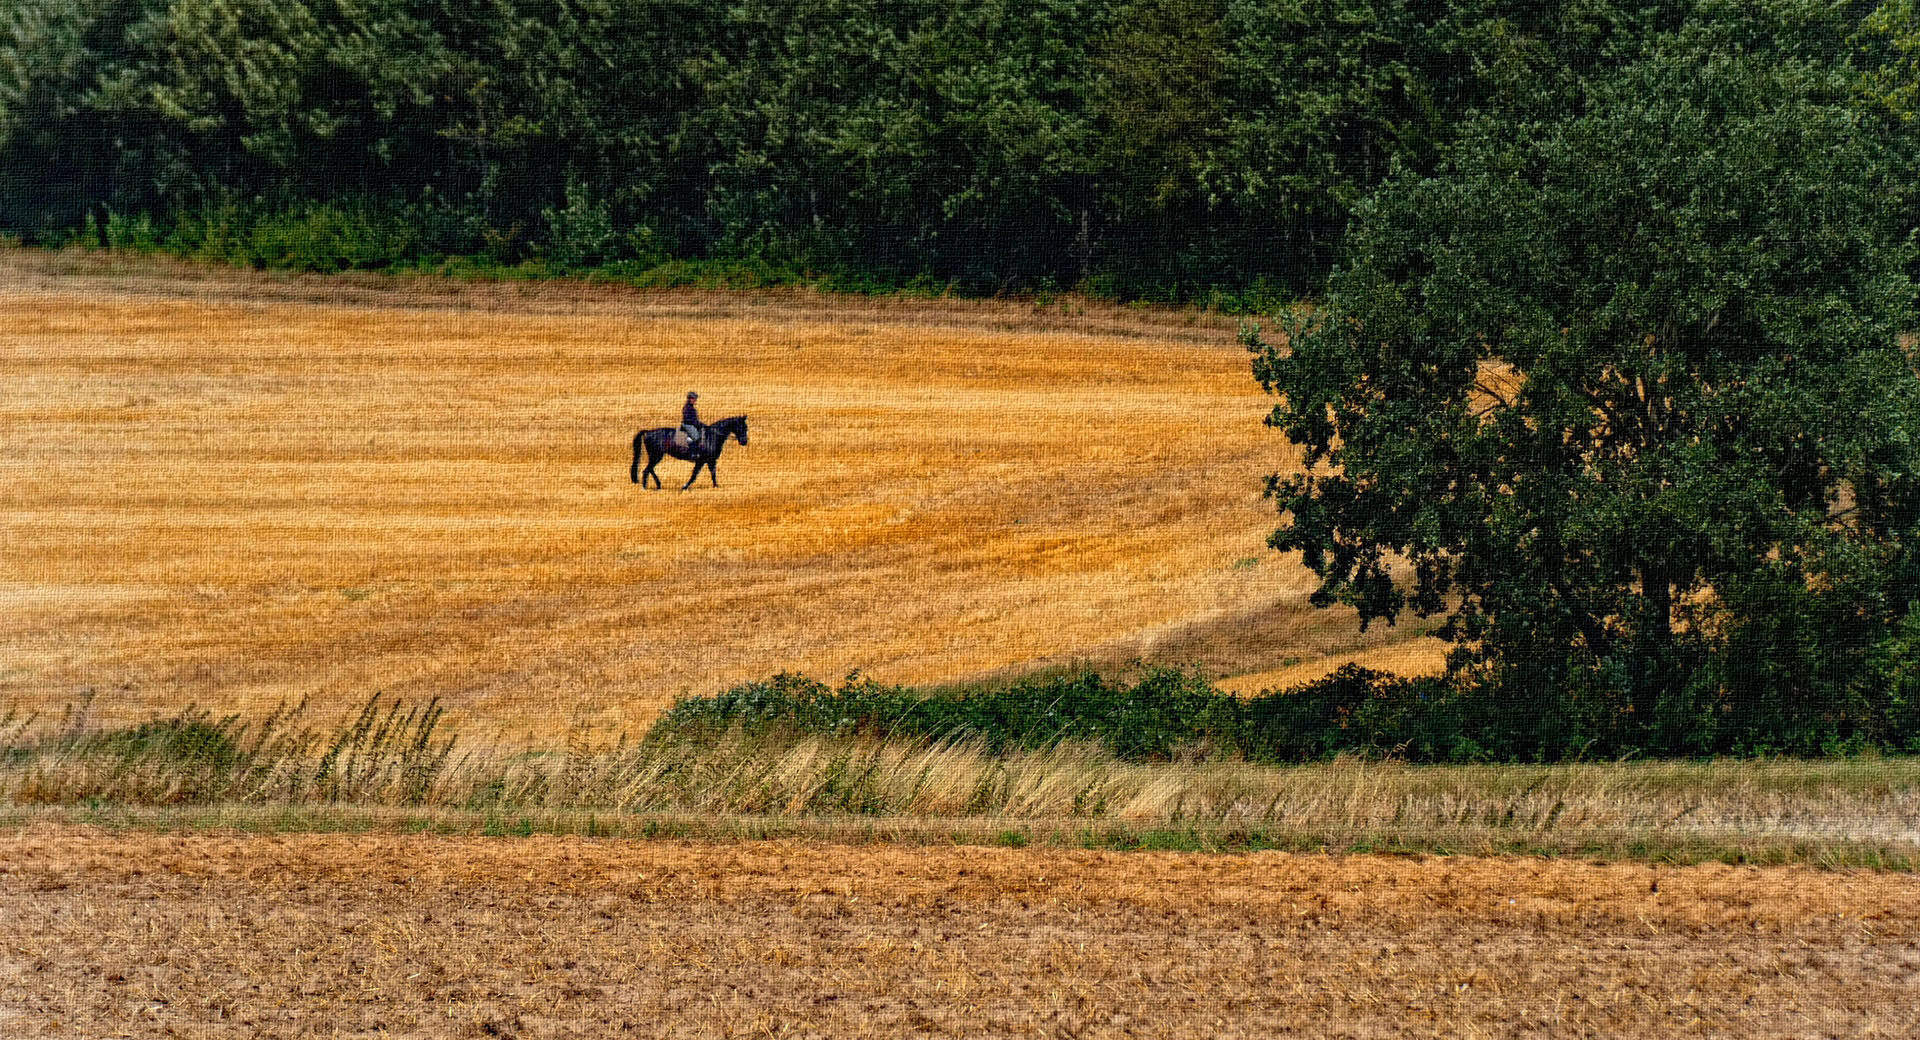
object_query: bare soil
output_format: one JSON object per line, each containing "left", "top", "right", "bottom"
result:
{"left": 3, "top": 826, "right": 1918, "bottom": 1038}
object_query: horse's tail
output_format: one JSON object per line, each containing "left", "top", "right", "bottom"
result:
{"left": 630, "top": 430, "right": 646, "bottom": 483}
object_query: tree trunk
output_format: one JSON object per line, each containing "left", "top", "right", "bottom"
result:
{"left": 1632, "top": 566, "right": 1676, "bottom": 720}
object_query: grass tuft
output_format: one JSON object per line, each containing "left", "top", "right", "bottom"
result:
{"left": 3, "top": 696, "right": 1917, "bottom": 866}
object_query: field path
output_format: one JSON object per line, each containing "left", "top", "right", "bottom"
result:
{"left": 3, "top": 826, "right": 1918, "bottom": 1038}
{"left": 0, "top": 255, "right": 1439, "bottom": 740}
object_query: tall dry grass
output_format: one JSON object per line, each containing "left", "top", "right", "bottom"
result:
{"left": 5, "top": 698, "right": 1916, "bottom": 860}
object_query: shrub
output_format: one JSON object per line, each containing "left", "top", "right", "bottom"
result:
{"left": 242, "top": 203, "right": 427, "bottom": 272}
{"left": 541, "top": 178, "right": 618, "bottom": 270}
{"left": 655, "top": 657, "right": 1920, "bottom": 765}
{"left": 653, "top": 666, "right": 1465, "bottom": 763}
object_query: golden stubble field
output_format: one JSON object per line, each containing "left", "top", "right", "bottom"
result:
{"left": 3, "top": 826, "right": 1919, "bottom": 1039}
{"left": 7, "top": 255, "right": 1918, "bottom": 1040}
{"left": 0, "top": 252, "right": 1439, "bottom": 742}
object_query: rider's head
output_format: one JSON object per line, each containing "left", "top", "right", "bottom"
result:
{"left": 687, "top": 391, "right": 698, "bottom": 400}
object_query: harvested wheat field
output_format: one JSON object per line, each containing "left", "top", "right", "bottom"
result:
{"left": 2, "top": 826, "right": 1918, "bottom": 1039}
{"left": 6, "top": 255, "right": 1919, "bottom": 1040}
{"left": 0, "top": 250, "right": 1440, "bottom": 741}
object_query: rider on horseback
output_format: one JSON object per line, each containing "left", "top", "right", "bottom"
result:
{"left": 679, "top": 391, "right": 705, "bottom": 451}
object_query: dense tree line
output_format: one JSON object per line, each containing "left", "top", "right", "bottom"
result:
{"left": 12, "top": 0, "right": 1909, "bottom": 296}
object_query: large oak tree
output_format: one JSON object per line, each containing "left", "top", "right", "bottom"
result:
{"left": 1250, "top": 9, "right": 1920, "bottom": 752}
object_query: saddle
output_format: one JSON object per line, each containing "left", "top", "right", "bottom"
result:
{"left": 670, "top": 429, "right": 703, "bottom": 453}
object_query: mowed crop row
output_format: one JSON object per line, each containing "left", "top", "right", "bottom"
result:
{"left": 0, "top": 255, "right": 1441, "bottom": 742}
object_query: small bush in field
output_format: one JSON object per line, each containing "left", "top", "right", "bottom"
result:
{"left": 84, "top": 714, "right": 242, "bottom": 774}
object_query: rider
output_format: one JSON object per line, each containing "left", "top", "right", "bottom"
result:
{"left": 679, "top": 391, "right": 705, "bottom": 450}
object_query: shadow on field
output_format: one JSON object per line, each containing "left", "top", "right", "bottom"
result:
{"left": 955, "top": 593, "right": 1445, "bottom": 690}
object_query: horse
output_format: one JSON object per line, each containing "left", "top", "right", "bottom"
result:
{"left": 630, "top": 414, "right": 749, "bottom": 490}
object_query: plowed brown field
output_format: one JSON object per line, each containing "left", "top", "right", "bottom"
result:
{"left": 0, "top": 251, "right": 1440, "bottom": 741}
{"left": 3, "top": 826, "right": 1918, "bottom": 1038}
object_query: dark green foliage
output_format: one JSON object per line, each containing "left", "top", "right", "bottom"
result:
{"left": 648, "top": 668, "right": 1251, "bottom": 760}
{"left": 650, "top": 667, "right": 1502, "bottom": 763}
{"left": 14, "top": 0, "right": 1845, "bottom": 297}
{"left": 152, "top": 200, "right": 450, "bottom": 271}
{"left": 81, "top": 711, "right": 242, "bottom": 776}
{"left": 1251, "top": 2, "right": 1920, "bottom": 755}
{"left": 1876, "top": 610, "right": 1920, "bottom": 752}
{"left": 654, "top": 654, "right": 1920, "bottom": 763}
{"left": 48, "top": 707, "right": 250, "bottom": 802}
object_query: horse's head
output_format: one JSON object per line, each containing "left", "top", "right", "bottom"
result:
{"left": 729, "top": 415, "right": 749, "bottom": 446}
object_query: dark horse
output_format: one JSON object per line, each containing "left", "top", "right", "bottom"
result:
{"left": 630, "top": 414, "right": 749, "bottom": 490}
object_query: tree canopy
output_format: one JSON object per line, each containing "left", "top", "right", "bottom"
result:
{"left": 1249, "top": 3, "right": 1920, "bottom": 755}
{"left": 5, "top": 0, "right": 1815, "bottom": 296}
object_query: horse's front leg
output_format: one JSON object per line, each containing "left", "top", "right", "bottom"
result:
{"left": 708, "top": 460, "right": 720, "bottom": 487}
{"left": 681, "top": 463, "right": 700, "bottom": 491}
